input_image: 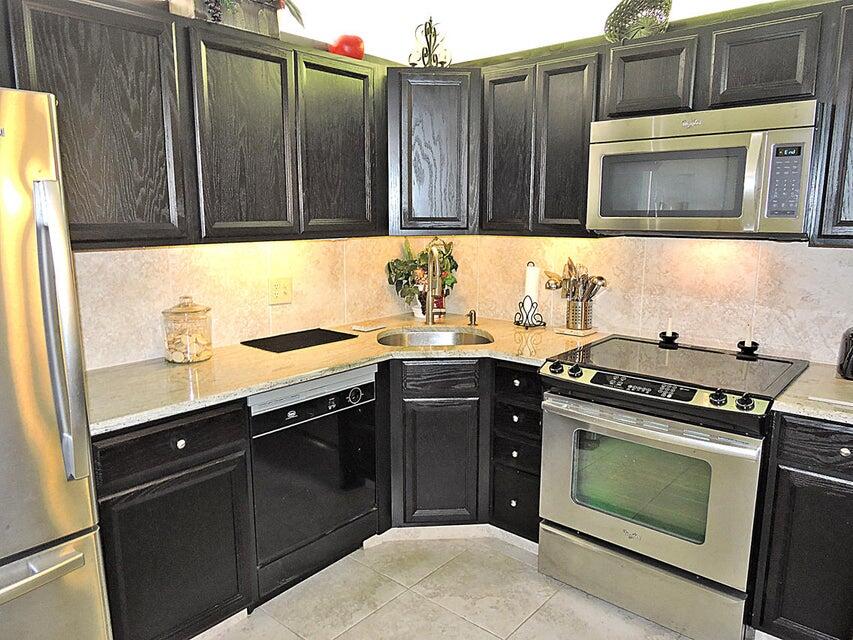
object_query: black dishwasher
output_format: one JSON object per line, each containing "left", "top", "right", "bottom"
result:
{"left": 248, "top": 366, "right": 378, "bottom": 600}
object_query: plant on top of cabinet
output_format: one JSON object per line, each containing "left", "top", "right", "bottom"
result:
{"left": 388, "top": 67, "right": 481, "bottom": 234}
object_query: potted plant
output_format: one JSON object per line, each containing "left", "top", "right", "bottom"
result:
{"left": 386, "top": 238, "right": 458, "bottom": 318}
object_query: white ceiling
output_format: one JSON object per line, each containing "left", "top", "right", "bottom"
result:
{"left": 288, "top": 0, "right": 768, "bottom": 63}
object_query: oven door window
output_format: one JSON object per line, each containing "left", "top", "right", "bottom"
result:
{"left": 600, "top": 147, "right": 747, "bottom": 218}
{"left": 572, "top": 431, "right": 712, "bottom": 544}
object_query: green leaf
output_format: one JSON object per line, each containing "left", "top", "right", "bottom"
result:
{"left": 286, "top": 0, "right": 304, "bottom": 27}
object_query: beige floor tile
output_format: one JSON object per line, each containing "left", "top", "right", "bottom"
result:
{"left": 508, "top": 587, "right": 684, "bottom": 640}
{"left": 412, "top": 546, "right": 559, "bottom": 638}
{"left": 193, "top": 610, "right": 300, "bottom": 640}
{"left": 350, "top": 539, "right": 469, "bottom": 587}
{"left": 261, "top": 557, "right": 406, "bottom": 640}
{"left": 337, "top": 590, "right": 498, "bottom": 640}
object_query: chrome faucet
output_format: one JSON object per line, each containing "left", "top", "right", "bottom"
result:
{"left": 425, "top": 246, "right": 442, "bottom": 325}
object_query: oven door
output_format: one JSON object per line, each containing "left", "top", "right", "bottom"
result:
{"left": 587, "top": 128, "right": 812, "bottom": 235}
{"left": 540, "top": 395, "right": 762, "bottom": 591}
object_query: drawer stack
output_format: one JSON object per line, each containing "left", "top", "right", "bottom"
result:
{"left": 490, "top": 363, "right": 543, "bottom": 542}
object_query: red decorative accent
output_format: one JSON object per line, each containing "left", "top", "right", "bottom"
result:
{"left": 328, "top": 35, "right": 365, "bottom": 60}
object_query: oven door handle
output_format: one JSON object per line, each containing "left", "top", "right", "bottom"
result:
{"left": 542, "top": 400, "right": 762, "bottom": 462}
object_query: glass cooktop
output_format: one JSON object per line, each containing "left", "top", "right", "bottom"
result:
{"left": 551, "top": 335, "right": 808, "bottom": 398}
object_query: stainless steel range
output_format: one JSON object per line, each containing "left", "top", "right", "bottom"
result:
{"left": 537, "top": 335, "right": 808, "bottom": 640}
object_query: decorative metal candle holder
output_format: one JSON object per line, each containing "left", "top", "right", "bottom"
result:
{"left": 408, "top": 16, "right": 452, "bottom": 67}
{"left": 513, "top": 295, "right": 546, "bottom": 330}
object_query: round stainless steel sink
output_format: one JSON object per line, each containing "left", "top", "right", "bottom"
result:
{"left": 377, "top": 327, "right": 495, "bottom": 347}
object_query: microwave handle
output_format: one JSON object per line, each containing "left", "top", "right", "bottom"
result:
{"left": 743, "top": 132, "right": 767, "bottom": 230}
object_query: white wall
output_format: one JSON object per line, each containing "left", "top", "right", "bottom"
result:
{"left": 288, "top": 0, "right": 767, "bottom": 63}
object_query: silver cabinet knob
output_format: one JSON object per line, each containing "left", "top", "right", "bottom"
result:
{"left": 513, "top": 379, "right": 521, "bottom": 387}
{"left": 176, "top": 438, "right": 187, "bottom": 450}
{"left": 511, "top": 450, "right": 519, "bottom": 458}
{"left": 512, "top": 414, "right": 519, "bottom": 423}
{"left": 510, "top": 500, "right": 517, "bottom": 508}
{"left": 841, "top": 447, "right": 851, "bottom": 458}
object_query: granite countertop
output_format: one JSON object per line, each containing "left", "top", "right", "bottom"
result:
{"left": 85, "top": 313, "right": 853, "bottom": 436}
{"left": 85, "top": 314, "right": 602, "bottom": 436}
{"left": 774, "top": 362, "right": 853, "bottom": 426}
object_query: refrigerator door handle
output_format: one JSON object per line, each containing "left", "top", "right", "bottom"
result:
{"left": 33, "top": 180, "right": 90, "bottom": 481}
{"left": 0, "top": 551, "right": 85, "bottom": 606}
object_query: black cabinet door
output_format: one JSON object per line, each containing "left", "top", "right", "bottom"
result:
{"left": 295, "top": 52, "right": 376, "bottom": 235}
{"left": 816, "top": 3, "right": 853, "bottom": 246}
{"left": 99, "top": 450, "right": 254, "bottom": 640}
{"left": 709, "top": 13, "right": 822, "bottom": 107}
{"left": 9, "top": 0, "right": 188, "bottom": 246}
{"left": 532, "top": 54, "right": 597, "bottom": 234}
{"left": 190, "top": 27, "right": 298, "bottom": 240}
{"left": 759, "top": 465, "right": 853, "bottom": 640}
{"left": 387, "top": 68, "right": 481, "bottom": 234}
{"left": 481, "top": 64, "right": 535, "bottom": 233}
{"left": 402, "top": 398, "right": 479, "bottom": 524}
{"left": 604, "top": 35, "right": 697, "bottom": 116}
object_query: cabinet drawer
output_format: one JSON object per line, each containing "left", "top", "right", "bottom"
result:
{"left": 93, "top": 404, "right": 247, "bottom": 495}
{"left": 495, "top": 365, "right": 541, "bottom": 401}
{"left": 491, "top": 464, "right": 540, "bottom": 542}
{"left": 493, "top": 435, "right": 541, "bottom": 475}
{"left": 494, "top": 402, "right": 542, "bottom": 440}
{"left": 401, "top": 360, "right": 479, "bottom": 397}
{"left": 777, "top": 414, "right": 853, "bottom": 478}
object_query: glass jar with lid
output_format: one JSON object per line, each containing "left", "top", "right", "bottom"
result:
{"left": 162, "top": 296, "right": 212, "bottom": 364}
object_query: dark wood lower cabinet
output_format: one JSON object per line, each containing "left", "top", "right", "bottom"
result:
{"left": 390, "top": 360, "right": 489, "bottom": 526}
{"left": 94, "top": 404, "right": 254, "bottom": 640}
{"left": 756, "top": 414, "right": 853, "bottom": 640}
{"left": 402, "top": 397, "right": 480, "bottom": 524}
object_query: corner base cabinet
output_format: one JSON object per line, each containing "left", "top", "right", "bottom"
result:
{"left": 390, "top": 360, "right": 491, "bottom": 526}
{"left": 93, "top": 404, "right": 254, "bottom": 640}
{"left": 755, "top": 413, "right": 853, "bottom": 640}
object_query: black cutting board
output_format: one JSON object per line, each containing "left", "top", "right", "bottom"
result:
{"left": 241, "top": 328, "right": 357, "bottom": 353}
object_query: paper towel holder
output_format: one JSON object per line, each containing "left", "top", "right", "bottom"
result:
{"left": 514, "top": 263, "right": 547, "bottom": 329}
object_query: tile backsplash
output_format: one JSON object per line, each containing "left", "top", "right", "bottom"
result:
{"left": 74, "top": 235, "right": 853, "bottom": 370}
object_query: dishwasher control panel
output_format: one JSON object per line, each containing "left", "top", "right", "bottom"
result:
{"left": 251, "top": 382, "right": 375, "bottom": 438}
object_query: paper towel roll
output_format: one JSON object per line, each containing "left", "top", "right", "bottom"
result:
{"left": 524, "top": 262, "right": 541, "bottom": 305}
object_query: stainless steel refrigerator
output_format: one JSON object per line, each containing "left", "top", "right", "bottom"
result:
{"left": 0, "top": 88, "right": 112, "bottom": 638}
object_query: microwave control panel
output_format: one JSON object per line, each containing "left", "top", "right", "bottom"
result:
{"left": 766, "top": 144, "right": 804, "bottom": 218}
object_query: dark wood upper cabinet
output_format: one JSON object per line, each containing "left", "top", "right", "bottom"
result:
{"left": 387, "top": 68, "right": 481, "bottom": 234}
{"left": 815, "top": 3, "right": 853, "bottom": 246}
{"left": 604, "top": 35, "right": 697, "bottom": 116}
{"left": 401, "top": 397, "right": 480, "bottom": 524}
{"left": 295, "top": 52, "right": 376, "bottom": 235}
{"left": 533, "top": 54, "right": 597, "bottom": 234}
{"left": 481, "top": 64, "right": 535, "bottom": 233}
{"left": 709, "top": 13, "right": 822, "bottom": 107}
{"left": 9, "top": 0, "right": 189, "bottom": 246}
{"left": 755, "top": 414, "right": 853, "bottom": 640}
{"left": 190, "top": 27, "right": 298, "bottom": 240}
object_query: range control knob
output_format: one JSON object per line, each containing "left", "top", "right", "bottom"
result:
{"left": 548, "top": 361, "right": 565, "bottom": 374}
{"left": 736, "top": 393, "right": 755, "bottom": 412}
{"left": 568, "top": 364, "right": 584, "bottom": 379}
{"left": 347, "top": 387, "right": 363, "bottom": 405}
{"left": 709, "top": 389, "right": 728, "bottom": 406}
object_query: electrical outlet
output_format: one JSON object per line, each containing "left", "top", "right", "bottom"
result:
{"left": 269, "top": 277, "right": 292, "bottom": 305}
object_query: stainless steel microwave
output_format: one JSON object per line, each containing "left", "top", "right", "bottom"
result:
{"left": 586, "top": 100, "right": 820, "bottom": 237}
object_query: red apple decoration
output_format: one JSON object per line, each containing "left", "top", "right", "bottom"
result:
{"left": 328, "top": 35, "right": 364, "bottom": 60}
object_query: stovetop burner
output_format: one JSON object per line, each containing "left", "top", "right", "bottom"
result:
{"left": 549, "top": 335, "right": 808, "bottom": 398}
{"left": 541, "top": 335, "right": 808, "bottom": 427}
